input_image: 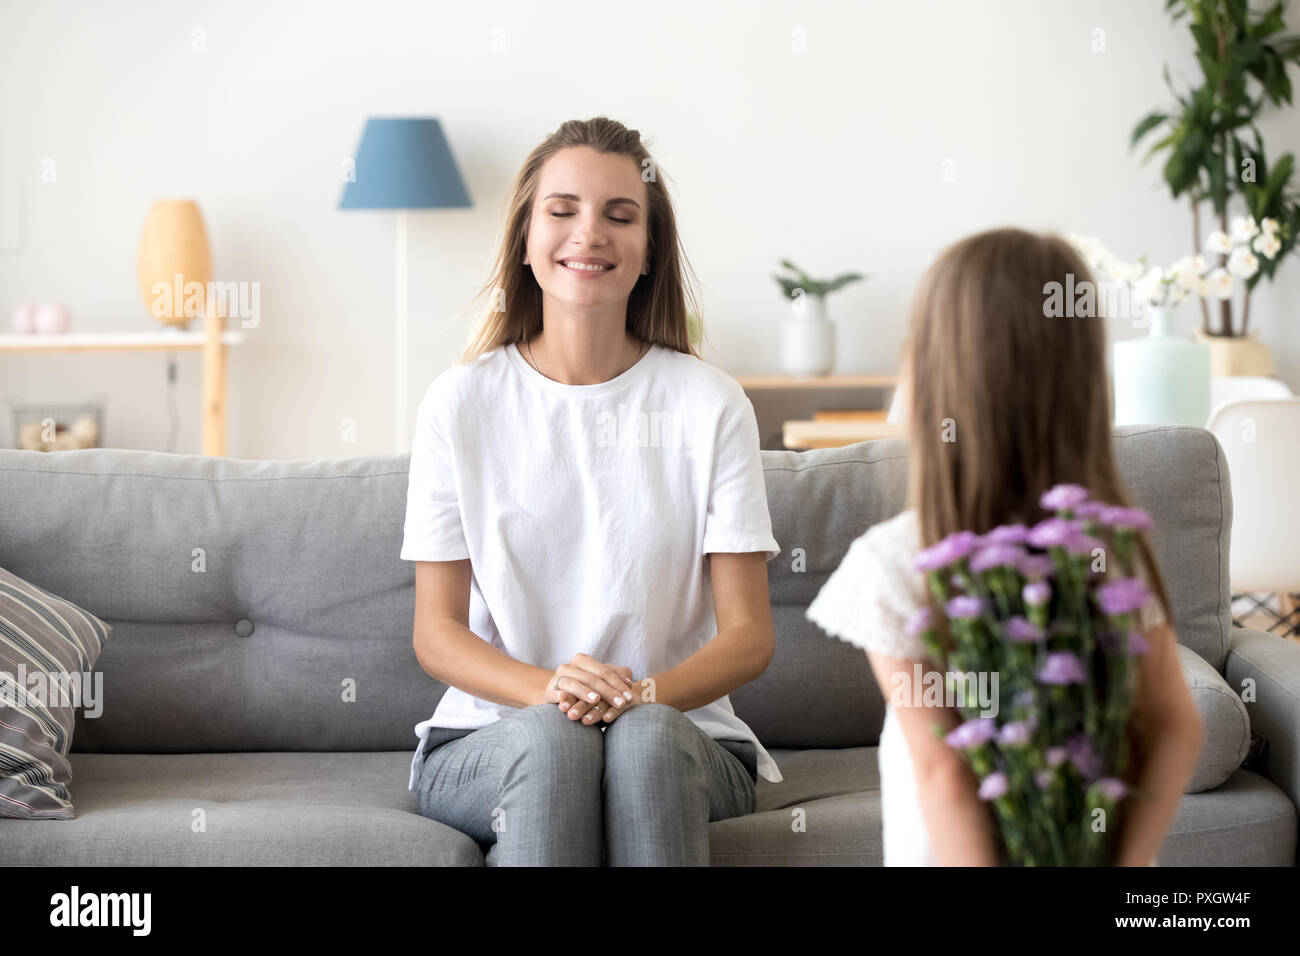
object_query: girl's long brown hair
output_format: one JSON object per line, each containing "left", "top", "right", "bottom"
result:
{"left": 904, "top": 227, "right": 1173, "bottom": 628}
{"left": 459, "top": 117, "right": 703, "bottom": 364}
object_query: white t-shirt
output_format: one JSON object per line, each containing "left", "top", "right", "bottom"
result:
{"left": 401, "top": 340, "right": 784, "bottom": 789}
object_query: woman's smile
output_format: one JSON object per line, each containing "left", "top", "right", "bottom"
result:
{"left": 557, "top": 258, "right": 616, "bottom": 277}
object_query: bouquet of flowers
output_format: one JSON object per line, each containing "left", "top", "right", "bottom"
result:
{"left": 908, "top": 483, "right": 1158, "bottom": 866}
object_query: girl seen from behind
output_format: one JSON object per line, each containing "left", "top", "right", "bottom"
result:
{"left": 806, "top": 227, "right": 1204, "bottom": 866}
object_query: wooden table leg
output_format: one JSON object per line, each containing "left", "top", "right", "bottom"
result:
{"left": 202, "top": 310, "right": 227, "bottom": 456}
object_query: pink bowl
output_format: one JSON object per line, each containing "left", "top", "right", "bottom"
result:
{"left": 33, "top": 303, "right": 72, "bottom": 334}
{"left": 12, "top": 302, "right": 37, "bottom": 333}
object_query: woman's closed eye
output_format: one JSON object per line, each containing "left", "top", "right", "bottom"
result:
{"left": 549, "top": 212, "right": 632, "bottom": 224}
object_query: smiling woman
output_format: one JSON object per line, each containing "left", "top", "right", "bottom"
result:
{"left": 460, "top": 119, "right": 699, "bottom": 377}
{"left": 400, "top": 117, "right": 784, "bottom": 867}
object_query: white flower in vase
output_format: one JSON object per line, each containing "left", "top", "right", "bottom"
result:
{"left": 1203, "top": 267, "right": 1235, "bottom": 300}
{"left": 1227, "top": 246, "right": 1260, "bottom": 279}
{"left": 1133, "top": 265, "right": 1164, "bottom": 306}
{"left": 1114, "top": 257, "right": 1148, "bottom": 283}
{"left": 1261, "top": 217, "right": 1281, "bottom": 237}
{"left": 1253, "top": 231, "right": 1282, "bottom": 259}
{"left": 1205, "top": 230, "right": 1234, "bottom": 254}
{"left": 1171, "top": 256, "right": 1202, "bottom": 292}
{"left": 1230, "top": 215, "right": 1260, "bottom": 244}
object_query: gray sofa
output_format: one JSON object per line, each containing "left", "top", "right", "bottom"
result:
{"left": 0, "top": 424, "right": 1296, "bottom": 865}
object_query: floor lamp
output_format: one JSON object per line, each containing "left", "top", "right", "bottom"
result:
{"left": 339, "top": 117, "right": 471, "bottom": 452}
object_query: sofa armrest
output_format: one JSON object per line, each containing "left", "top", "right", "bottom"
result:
{"left": 1223, "top": 628, "right": 1300, "bottom": 812}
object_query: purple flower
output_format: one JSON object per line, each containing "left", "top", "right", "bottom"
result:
{"left": 1035, "top": 769, "right": 1055, "bottom": 789}
{"left": 1013, "top": 689, "right": 1036, "bottom": 709}
{"left": 1094, "top": 777, "right": 1128, "bottom": 801}
{"left": 1064, "top": 533, "right": 1105, "bottom": 558}
{"left": 1022, "top": 580, "right": 1052, "bottom": 607}
{"left": 1067, "top": 734, "right": 1102, "bottom": 781}
{"left": 946, "top": 595, "right": 985, "bottom": 619}
{"left": 1098, "top": 506, "right": 1153, "bottom": 531}
{"left": 1097, "top": 577, "right": 1150, "bottom": 616}
{"left": 1074, "top": 501, "right": 1107, "bottom": 520}
{"left": 1037, "top": 651, "right": 1087, "bottom": 685}
{"left": 1074, "top": 753, "right": 1103, "bottom": 781}
{"left": 1004, "top": 615, "right": 1046, "bottom": 642}
{"left": 982, "top": 524, "right": 1028, "bottom": 545}
{"left": 1041, "top": 484, "right": 1090, "bottom": 511}
{"left": 1100, "top": 628, "right": 1150, "bottom": 657}
{"left": 1045, "top": 746, "right": 1069, "bottom": 768}
{"left": 999, "top": 720, "right": 1033, "bottom": 746}
{"left": 978, "top": 772, "right": 1009, "bottom": 801}
{"left": 1017, "top": 554, "right": 1055, "bottom": 580}
{"left": 970, "top": 543, "right": 1027, "bottom": 573}
{"left": 904, "top": 606, "right": 932, "bottom": 637}
{"left": 945, "top": 718, "right": 999, "bottom": 750}
{"left": 915, "top": 530, "right": 979, "bottom": 572}
{"left": 1027, "top": 517, "right": 1082, "bottom": 549}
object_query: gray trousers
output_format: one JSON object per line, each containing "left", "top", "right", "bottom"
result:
{"left": 415, "top": 702, "right": 758, "bottom": 866}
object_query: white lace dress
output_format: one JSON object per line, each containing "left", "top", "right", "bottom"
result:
{"left": 805, "top": 508, "right": 938, "bottom": 865}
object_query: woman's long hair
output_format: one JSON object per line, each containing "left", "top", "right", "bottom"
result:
{"left": 904, "top": 227, "right": 1174, "bottom": 629}
{"left": 459, "top": 117, "right": 703, "bottom": 364}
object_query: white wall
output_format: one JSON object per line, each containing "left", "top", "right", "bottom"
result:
{"left": 2, "top": 0, "right": 1297, "bottom": 458}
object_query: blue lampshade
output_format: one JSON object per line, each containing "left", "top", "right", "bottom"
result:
{"left": 339, "top": 117, "right": 471, "bottom": 210}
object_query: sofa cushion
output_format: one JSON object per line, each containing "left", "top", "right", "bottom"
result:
{"left": 0, "top": 747, "right": 1291, "bottom": 867}
{"left": 0, "top": 449, "right": 434, "bottom": 754}
{"left": 0, "top": 751, "right": 482, "bottom": 865}
{"left": 1158, "top": 767, "right": 1296, "bottom": 865}
{"left": 0, "top": 566, "right": 111, "bottom": 819}
{"left": 1178, "top": 645, "right": 1251, "bottom": 793}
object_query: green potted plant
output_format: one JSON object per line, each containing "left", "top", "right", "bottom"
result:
{"left": 772, "top": 259, "right": 865, "bottom": 376}
{"left": 1131, "top": 0, "right": 1300, "bottom": 376}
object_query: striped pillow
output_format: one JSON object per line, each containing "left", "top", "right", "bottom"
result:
{"left": 0, "top": 566, "right": 111, "bottom": 819}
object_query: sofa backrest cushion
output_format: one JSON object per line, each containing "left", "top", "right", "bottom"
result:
{"left": 0, "top": 424, "right": 1230, "bottom": 753}
{"left": 0, "top": 450, "right": 425, "bottom": 754}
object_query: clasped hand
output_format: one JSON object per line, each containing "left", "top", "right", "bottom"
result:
{"left": 542, "top": 652, "right": 647, "bottom": 727}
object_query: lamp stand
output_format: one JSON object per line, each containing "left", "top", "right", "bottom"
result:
{"left": 396, "top": 209, "right": 409, "bottom": 453}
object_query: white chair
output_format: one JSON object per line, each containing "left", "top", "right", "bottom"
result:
{"left": 886, "top": 371, "right": 908, "bottom": 425}
{"left": 1207, "top": 376, "right": 1293, "bottom": 427}
{"left": 1206, "top": 397, "right": 1300, "bottom": 636}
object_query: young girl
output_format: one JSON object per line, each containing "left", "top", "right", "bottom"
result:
{"left": 401, "top": 117, "right": 783, "bottom": 866}
{"left": 806, "top": 228, "right": 1204, "bottom": 866}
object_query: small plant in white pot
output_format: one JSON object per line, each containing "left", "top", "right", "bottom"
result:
{"left": 772, "top": 260, "right": 865, "bottom": 376}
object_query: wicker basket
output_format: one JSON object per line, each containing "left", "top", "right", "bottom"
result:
{"left": 6, "top": 395, "right": 108, "bottom": 451}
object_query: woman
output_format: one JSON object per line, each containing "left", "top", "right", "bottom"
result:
{"left": 401, "top": 117, "right": 784, "bottom": 866}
